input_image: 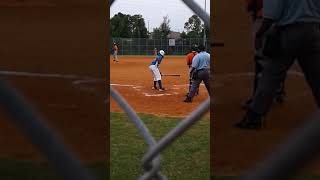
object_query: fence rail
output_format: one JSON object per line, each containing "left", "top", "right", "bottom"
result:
{"left": 110, "top": 38, "right": 210, "bottom": 55}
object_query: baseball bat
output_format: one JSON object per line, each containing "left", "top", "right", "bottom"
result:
{"left": 161, "top": 74, "right": 181, "bottom": 77}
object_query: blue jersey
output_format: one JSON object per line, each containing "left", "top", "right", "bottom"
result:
{"left": 192, "top": 51, "right": 210, "bottom": 70}
{"left": 150, "top": 54, "right": 164, "bottom": 66}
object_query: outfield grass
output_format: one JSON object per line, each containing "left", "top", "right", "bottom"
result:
{"left": 110, "top": 112, "right": 210, "bottom": 180}
{"left": 0, "top": 159, "right": 107, "bottom": 180}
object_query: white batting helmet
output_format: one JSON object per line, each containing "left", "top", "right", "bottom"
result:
{"left": 159, "top": 50, "right": 165, "bottom": 56}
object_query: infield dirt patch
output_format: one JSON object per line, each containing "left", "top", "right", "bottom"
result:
{"left": 110, "top": 56, "right": 210, "bottom": 117}
{"left": 0, "top": 5, "right": 107, "bottom": 163}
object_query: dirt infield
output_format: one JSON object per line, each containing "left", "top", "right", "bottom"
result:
{"left": 212, "top": 0, "right": 320, "bottom": 176}
{"left": 110, "top": 56, "right": 210, "bottom": 117}
{"left": 0, "top": 5, "right": 107, "bottom": 163}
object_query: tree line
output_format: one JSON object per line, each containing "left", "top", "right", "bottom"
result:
{"left": 110, "top": 13, "right": 209, "bottom": 39}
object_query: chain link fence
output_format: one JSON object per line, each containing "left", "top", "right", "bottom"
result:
{"left": 3, "top": 0, "right": 317, "bottom": 180}
{"left": 110, "top": 38, "right": 210, "bottom": 55}
{"left": 110, "top": 0, "right": 211, "bottom": 179}
{"left": 111, "top": 1, "right": 320, "bottom": 180}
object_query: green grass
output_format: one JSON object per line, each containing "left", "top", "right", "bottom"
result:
{"left": 110, "top": 112, "right": 210, "bottom": 180}
{"left": 0, "top": 159, "right": 108, "bottom": 180}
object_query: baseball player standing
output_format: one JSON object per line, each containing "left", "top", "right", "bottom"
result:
{"left": 149, "top": 50, "right": 166, "bottom": 91}
{"left": 113, "top": 42, "right": 119, "bottom": 62}
{"left": 235, "top": 0, "right": 320, "bottom": 129}
{"left": 186, "top": 45, "right": 199, "bottom": 96}
{"left": 154, "top": 48, "right": 157, "bottom": 56}
{"left": 184, "top": 44, "right": 210, "bottom": 103}
{"left": 242, "top": 0, "right": 286, "bottom": 109}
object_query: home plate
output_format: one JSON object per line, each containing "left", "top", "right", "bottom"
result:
{"left": 143, "top": 93, "right": 173, "bottom": 97}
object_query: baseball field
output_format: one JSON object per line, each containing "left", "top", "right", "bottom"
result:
{"left": 0, "top": 3, "right": 107, "bottom": 179}
{"left": 212, "top": 0, "right": 320, "bottom": 179}
{"left": 110, "top": 55, "right": 210, "bottom": 179}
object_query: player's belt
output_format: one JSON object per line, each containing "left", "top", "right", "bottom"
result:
{"left": 197, "top": 68, "right": 209, "bottom": 71}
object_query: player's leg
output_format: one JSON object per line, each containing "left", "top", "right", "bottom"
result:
{"left": 153, "top": 67, "right": 164, "bottom": 91}
{"left": 235, "top": 56, "right": 294, "bottom": 129}
{"left": 184, "top": 70, "right": 205, "bottom": 102}
{"left": 298, "top": 54, "right": 320, "bottom": 107}
{"left": 149, "top": 65, "right": 158, "bottom": 89}
{"left": 115, "top": 51, "right": 118, "bottom": 62}
{"left": 275, "top": 72, "right": 287, "bottom": 103}
{"left": 242, "top": 18, "right": 264, "bottom": 109}
{"left": 202, "top": 70, "right": 210, "bottom": 96}
{"left": 187, "top": 68, "right": 193, "bottom": 95}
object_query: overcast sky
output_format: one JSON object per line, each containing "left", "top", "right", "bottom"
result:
{"left": 110, "top": 0, "right": 210, "bottom": 32}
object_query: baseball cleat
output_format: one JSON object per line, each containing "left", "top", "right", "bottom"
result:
{"left": 159, "top": 88, "right": 166, "bottom": 92}
{"left": 275, "top": 94, "right": 285, "bottom": 104}
{"left": 241, "top": 98, "right": 252, "bottom": 110}
{"left": 234, "top": 110, "right": 265, "bottom": 130}
{"left": 152, "top": 87, "right": 158, "bottom": 90}
{"left": 183, "top": 96, "right": 192, "bottom": 103}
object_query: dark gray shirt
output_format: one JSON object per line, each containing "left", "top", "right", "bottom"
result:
{"left": 264, "top": 0, "right": 320, "bottom": 26}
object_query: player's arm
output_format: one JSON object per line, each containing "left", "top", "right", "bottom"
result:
{"left": 190, "top": 56, "right": 199, "bottom": 78}
{"left": 156, "top": 56, "right": 163, "bottom": 67}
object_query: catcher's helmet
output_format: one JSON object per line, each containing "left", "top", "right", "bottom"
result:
{"left": 198, "top": 44, "right": 205, "bottom": 52}
{"left": 159, "top": 50, "right": 165, "bottom": 56}
{"left": 191, "top": 44, "right": 199, "bottom": 52}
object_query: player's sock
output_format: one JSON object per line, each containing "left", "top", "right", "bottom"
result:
{"left": 158, "top": 80, "right": 163, "bottom": 89}
{"left": 153, "top": 81, "right": 157, "bottom": 89}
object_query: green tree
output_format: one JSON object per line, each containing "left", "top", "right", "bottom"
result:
{"left": 183, "top": 15, "right": 206, "bottom": 38}
{"left": 110, "top": 12, "right": 131, "bottom": 38}
{"left": 130, "top": 15, "right": 148, "bottom": 38}
{"left": 152, "top": 15, "right": 171, "bottom": 39}
{"left": 110, "top": 12, "right": 148, "bottom": 38}
{"left": 184, "top": 15, "right": 202, "bottom": 33}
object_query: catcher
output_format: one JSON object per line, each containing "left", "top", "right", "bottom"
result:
{"left": 186, "top": 45, "right": 199, "bottom": 96}
{"left": 184, "top": 45, "right": 210, "bottom": 103}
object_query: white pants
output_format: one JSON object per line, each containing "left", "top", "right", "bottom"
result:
{"left": 149, "top": 65, "right": 161, "bottom": 81}
{"left": 113, "top": 51, "right": 118, "bottom": 61}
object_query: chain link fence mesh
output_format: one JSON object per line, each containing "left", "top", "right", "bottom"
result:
{"left": 110, "top": 0, "right": 210, "bottom": 179}
{"left": 2, "top": 1, "right": 318, "bottom": 180}
{"left": 110, "top": 38, "right": 210, "bottom": 55}
{"left": 111, "top": 1, "right": 320, "bottom": 180}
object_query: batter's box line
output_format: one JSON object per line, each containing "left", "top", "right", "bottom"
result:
{"left": 111, "top": 83, "right": 183, "bottom": 96}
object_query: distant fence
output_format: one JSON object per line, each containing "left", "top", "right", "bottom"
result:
{"left": 110, "top": 38, "right": 210, "bottom": 55}
{"left": 110, "top": 0, "right": 211, "bottom": 179}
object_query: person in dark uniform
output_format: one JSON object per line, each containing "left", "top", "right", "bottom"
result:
{"left": 185, "top": 45, "right": 199, "bottom": 96}
{"left": 184, "top": 44, "right": 210, "bottom": 103}
{"left": 235, "top": 0, "right": 320, "bottom": 129}
{"left": 242, "top": 0, "right": 286, "bottom": 109}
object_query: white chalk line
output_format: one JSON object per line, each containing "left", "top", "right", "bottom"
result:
{"left": 0, "top": 70, "right": 108, "bottom": 97}
{"left": 0, "top": 70, "right": 106, "bottom": 86}
{"left": 111, "top": 83, "right": 188, "bottom": 97}
{"left": 143, "top": 93, "right": 173, "bottom": 97}
{"left": 216, "top": 70, "right": 304, "bottom": 79}
{"left": 0, "top": 70, "right": 88, "bottom": 79}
